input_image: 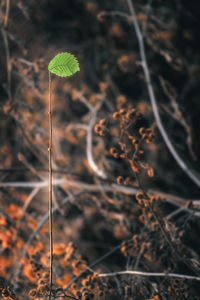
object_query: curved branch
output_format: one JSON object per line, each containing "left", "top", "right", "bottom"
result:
{"left": 126, "top": 0, "right": 200, "bottom": 187}
{"left": 86, "top": 101, "right": 107, "bottom": 179}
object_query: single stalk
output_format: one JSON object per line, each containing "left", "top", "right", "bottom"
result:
{"left": 47, "top": 51, "right": 80, "bottom": 297}
{"left": 48, "top": 71, "right": 53, "bottom": 298}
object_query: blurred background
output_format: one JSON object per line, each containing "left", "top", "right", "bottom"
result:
{"left": 0, "top": 0, "right": 200, "bottom": 298}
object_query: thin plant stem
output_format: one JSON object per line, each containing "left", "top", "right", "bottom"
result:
{"left": 1, "top": 28, "right": 12, "bottom": 102}
{"left": 1, "top": 0, "right": 11, "bottom": 102}
{"left": 48, "top": 71, "right": 53, "bottom": 299}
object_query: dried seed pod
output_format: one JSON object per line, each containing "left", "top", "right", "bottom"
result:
{"left": 75, "top": 291, "right": 82, "bottom": 298}
{"left": 124, "top": 177, "right": 130, "bottom": 185}
{"left": 116, "top": 95, "right": 127, "bottom": 106}
{"left": 2, "top": 289, "right": 10, "bottom": 297}
{"left": 113, "top": 152, "right": 119, "bottom": 158}
{"left": 99, "top": 128, "right": 107, "bottom": 136}
{"left": 38, "top": 284, "right": 49, "bottom": 294}
{"left": 143, "top": 198, "right": 150, "bottom": 207}
{"left": 94, "top": 124, "right": 102, "bottom": 134}
{"left": 38, "top": 279, "right": 46, "bottom": 286}
{"left": 81, "top": 278, "right": 89, "bottom": 287}
{"left": 130, "top": 160, "right": 139, "bottom": 173}
{"left": 126, "top": 108, "right": 136, "bottom": 120}
{"left": 132, "top": 234, "right": 139, "bottom": 245}
{"left": 112, "top": 111, "right": 120, "bottom": 120}
{"left": 29, "top": 289, "right": 37, "bottom": 298}
{"left": 99, "top": 82, "right": 108, "bottom": 92}
{"left": 119, "top": 108, "right": 127, "bottom": 115}
{"left": 136, "top": 192, "right": 145, "bottom": 205}
{"left": 117, "top": 176, "right": 124, "bottom": 184}
{"left": 109, "top": 147, "right": 118, "bottom": 156}
{"left": 147, "top": 167, "right": 154, "bottom": 177}
{"left": 139, "top": 127, "right": 146, "bottom": 135}
{"left": 42, "top": 272, "right": 49, "bottom": 280}
{"left": 132, "top": 138, "right": 139, "bottom": 146}
{"left": 149, "top": 195, "right": 156, "bottom": 205}
{"left": 145, "top": 138, "right": 151, "bottom": 144}
{"left": 128, "top": 134, "right": 134, "bottom": 140}
{"left": 120, "top": 153, "right": 126, "bottom": 159}
{"left": 148, "top": 132, "right": 155, "bottom": 141}
{"left": 99, "top": 118, "right": 107, "bottom": 126}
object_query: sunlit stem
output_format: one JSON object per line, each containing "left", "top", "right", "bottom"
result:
{"left": 48, "top": 71, "right": 53, "bottom": 299}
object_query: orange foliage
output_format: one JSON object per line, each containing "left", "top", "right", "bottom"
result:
{"left": 16, "top": 238, "right": 24, "bottom": 249}
{"left": 27, "top": 245, "right": 35, "bottom": 256}
{"left": 0, "top": 255, "right": 14, "bottom": 276}
{"left": 6, "top": 204, "right": 22, "bottom": 221}
{"left": 0, "top": 229, "right": 14, "bottom": 248}
{"left": 22, "top": 263, "right": 36, "bottom": 283}
{"left": 39, "top": 224, "right": 49, "bottom": 234}
{"left": 56, "top": 273, "right": 71, "bottom": 288}
{"left": 54, "top": 243, "right": 66, "bottom": 255}
{"left": 72, "top": 262, "right": 87, "bottom": 276}
{"left": 0, "top": 215, "right": 7, "bottom": 226}
{"left": 40, "top": 254, "right": 49, "bottom": 268}
{"left": 35, "top": 241, "right": 44, "bottom": 251}
{"left": 20, "top": 257, "right": 27, "bottom": 265}
{"left": 27, "top": 217, "right": 37, "bottom": 230}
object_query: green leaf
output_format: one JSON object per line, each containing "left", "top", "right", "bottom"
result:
{"left": 48, "top": 52, "right": 80, "bottom": 77}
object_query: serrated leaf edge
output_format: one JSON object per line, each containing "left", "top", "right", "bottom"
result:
{"left": 48, "top": 52, "right": 80, "bottom": 77}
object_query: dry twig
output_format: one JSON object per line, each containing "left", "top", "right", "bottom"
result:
{"left": 126, "top": 0, "right": 200, "bottom": 187}
{"left": 98, "top": 270, "right": 200, "bottom": 281}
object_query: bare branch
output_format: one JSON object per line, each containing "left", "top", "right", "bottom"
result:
{"left": 71, "top": 92, "right": 107, "bottom": 179}
{"left": 22, "top": 187, "right": 41, "bottom": 213}
{"left": 126, "top": 0, "right": 200, "bottom": 187}
{"left": 4, "top": 0, "right": 10, "bottom": 27}
{"left": 1, "top": 179, "right": 200, "bottom": 213}
{"left": 74, "top": 91, "right": 94, "bottom": 112}
{"left": 98, "top": 269, "right": 200, "bottom": 281}
{"left": 86, "top": 100, "right": 107, "bottom": 179}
